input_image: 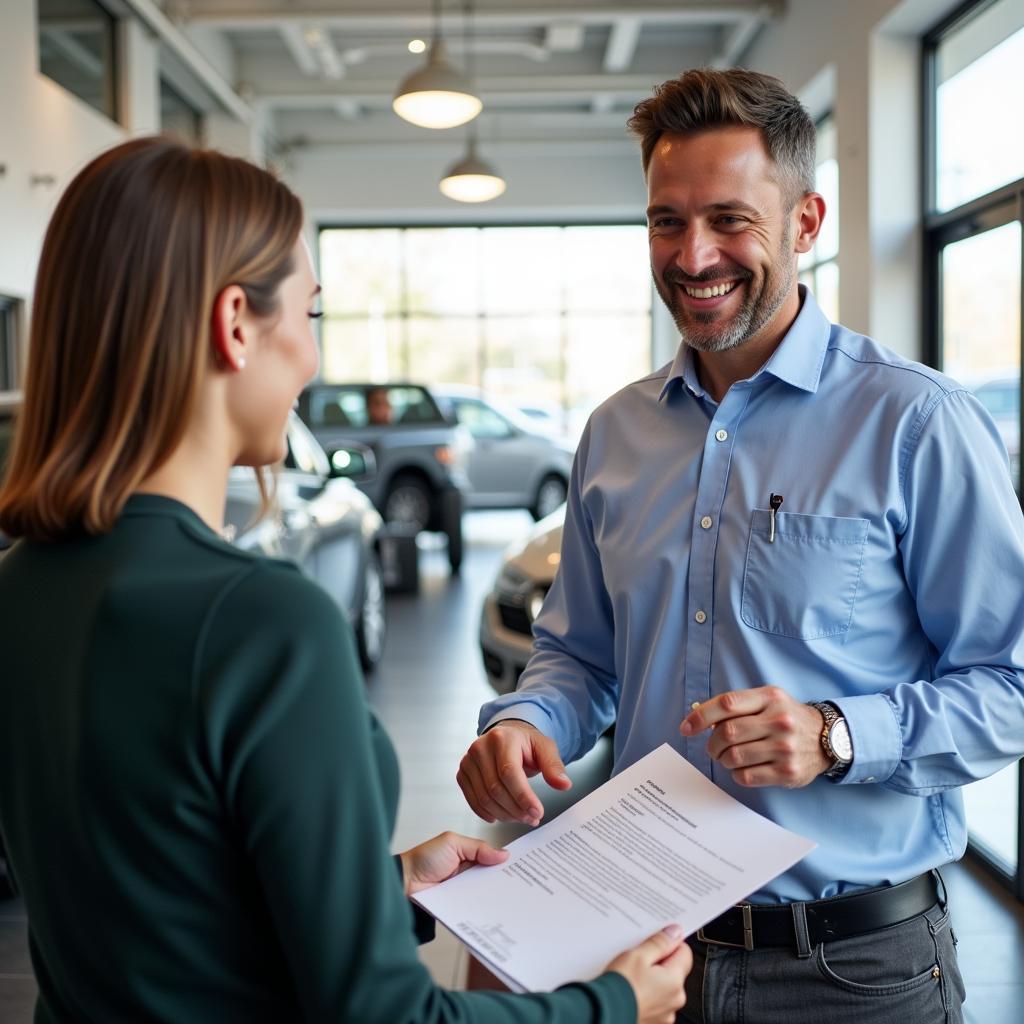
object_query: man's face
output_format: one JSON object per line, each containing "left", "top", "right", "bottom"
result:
{"left": 647, "top": 126, "right": 798, "bottom": 354}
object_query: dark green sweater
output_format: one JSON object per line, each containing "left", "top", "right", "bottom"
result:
{"left": 0, "top": 495, "right": 634, "bottom": 1023}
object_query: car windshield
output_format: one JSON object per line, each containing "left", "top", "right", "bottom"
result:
{"left": 309, "top": 385, "right": 446, "bottom": 428}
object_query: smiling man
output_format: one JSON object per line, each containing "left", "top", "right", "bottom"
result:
{"left": 459, "top": 69, "right": 1024, "bottom": 1023}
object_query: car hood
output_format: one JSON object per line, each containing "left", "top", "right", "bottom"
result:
{"left": 502, "top": 507, "right": 566, "bottom": 586}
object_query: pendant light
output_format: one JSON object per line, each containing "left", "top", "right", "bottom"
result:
{"left": 393, "top": 0, "right": 482, "bottom": 129}
{"left": 437, "top": 1, "right": 505, "bottom": 202}
{"left": 440, "top": 134, "right": 506, "bottom": 202}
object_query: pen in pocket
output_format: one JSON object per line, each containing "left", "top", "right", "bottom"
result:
{"left": 769, "top": 493, "right": 784, "bottom": 542}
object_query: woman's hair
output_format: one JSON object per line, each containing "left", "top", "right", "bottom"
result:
{"left": 627, "top": 68, "right": 816, "bottom": 207}
{"left": 0, "top": 136, "right": 303, "bottom": 541}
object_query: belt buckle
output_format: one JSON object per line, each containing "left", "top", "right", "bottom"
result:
{"left": 697, "top": 902, "right": 754, "bottom": 951}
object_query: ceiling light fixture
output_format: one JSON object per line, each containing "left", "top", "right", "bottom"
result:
{"left": 438, "top": 1, "right": 504, "bottom": 202}
{"left": 439, "top": 135, "right": 506, "bottom": 202}
{"left": 408, "top": 38, "right": 427, "bottom": 54}
{"left": 393, "top": 0, "right": 481, "bottom": 129}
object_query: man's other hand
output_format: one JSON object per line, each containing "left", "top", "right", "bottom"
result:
{"left": 457, "top": 720, "right": 572, "bottom": 825}
{"left": 680, "top": 687, "right": 830, "bottom": 788}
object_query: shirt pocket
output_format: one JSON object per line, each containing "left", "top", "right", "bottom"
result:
{"left": 740, "top": 509, "right": 869, "bottom": 640}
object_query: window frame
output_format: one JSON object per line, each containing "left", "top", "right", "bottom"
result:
{"left": 315, "top": 220, "right": 653, "bottom": 414}
{"left": 923, "top": 0, "right": 1024, "bottom": 901}
{"left": 36, "top": 0, "right": 120, "bottom": 124}
{"left": 797, "top": 112, "right": 840, "bottom": 320}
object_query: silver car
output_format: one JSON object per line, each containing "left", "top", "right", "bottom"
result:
{"left": 225, "top": 415, "right": 387, "bottom": 673}
{"left": 479, "top": 506, "right": 565, "bottom": 694}
{"left": 432, "top": 387, "right": 575, "bottom": 521}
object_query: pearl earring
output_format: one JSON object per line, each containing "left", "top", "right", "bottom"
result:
{"left": 236, "top": 357, "right": 246, "bottom": 370}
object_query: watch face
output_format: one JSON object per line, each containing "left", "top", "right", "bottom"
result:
{"left": 829, "top": 719, "right": 853, "bottom": 761}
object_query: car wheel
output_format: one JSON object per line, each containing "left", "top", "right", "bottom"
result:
{"left": 384, "top": 474, "right": 433, "bottom": 532}
{"left": 531, "top": 474, "right": 568, "bottom": 521}
{"left": 355, "top": 554, "right": 386, "bottom": 673}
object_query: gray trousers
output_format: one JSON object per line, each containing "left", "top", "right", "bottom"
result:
{"left": 679, "top": 902, "right": 966, "bottom": 1024}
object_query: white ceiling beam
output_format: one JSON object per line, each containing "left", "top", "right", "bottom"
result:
{"left": 544, "top": 22, "right": 585, "bottom": 52}
{"left": 711, "top": 15, "right": 765, "bottom": 68}
{"left": 304, "top": 26, "right": 344, "bottom": 79}
{"left": 189, "top": 4, "right": 779, "bottom": 32}
{"left": 278, "top": 24, "right": 319, "bottom": 75}
{"left": 254, "top": 72, "right": 672, "bottom": 113}
{"left": 603, "top": 17, "right": 641, "bottom": 73}
{"left": 333, "top": 98, "right": 361, "bottom": 120}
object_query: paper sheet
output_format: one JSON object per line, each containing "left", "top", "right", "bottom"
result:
{"left": 413, "top": 743, "right": 816, "bottom": 993}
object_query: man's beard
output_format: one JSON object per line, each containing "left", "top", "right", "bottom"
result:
{"left": 656, "top": 232, "right": 794, "bottom": 354}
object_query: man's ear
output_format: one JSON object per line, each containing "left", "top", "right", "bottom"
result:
{"left": 210, "top": 285, "right": 250, "bottom": 371}
{"left": 793, "top": 192, "right": 826, "bottom": 255}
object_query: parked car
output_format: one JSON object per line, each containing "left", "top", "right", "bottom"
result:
{"left": 971, "top": 375, "right": 1020, "bottom": 488}
{"left": 297, "top": 382, "right": 468, "bottom": 573}
{"left": 225, "top": 414, "right": 387, "bottom": 673}
{"left": 431, "top": 385, "right": 575, "bottom": 521}
{"left": 479, "top": 505, "right": 566, "bottom": 695}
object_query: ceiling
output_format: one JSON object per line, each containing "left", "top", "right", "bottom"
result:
{"left": 167, "top": 1, "right": 784, "bottom": 160}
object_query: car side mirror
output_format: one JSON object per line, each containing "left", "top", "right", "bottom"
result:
{"left": 329, "top": 444, "right": 377, "bottom": 481}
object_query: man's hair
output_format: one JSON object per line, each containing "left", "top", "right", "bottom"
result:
{"left": 627, "top": 68, "right": 817, "bottom": 206}
{"left": 0, "top": 137, "right": 303, "bottom": 540}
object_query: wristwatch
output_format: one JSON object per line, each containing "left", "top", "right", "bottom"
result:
{"left": 810, "top": 701, "right": 853, "bottom": 779}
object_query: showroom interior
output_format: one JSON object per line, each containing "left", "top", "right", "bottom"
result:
{"left": 0, "top": 0, "right": 1023, "bottom": 1020}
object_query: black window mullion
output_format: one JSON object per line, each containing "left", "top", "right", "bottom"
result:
{"left": 924, "top": 0, "right": 1024, "bottom": 900}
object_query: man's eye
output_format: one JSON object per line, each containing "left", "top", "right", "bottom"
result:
{"left": 717, "top": 216, "right": 745, "bottom": 226}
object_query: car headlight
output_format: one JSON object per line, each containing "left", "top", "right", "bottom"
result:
{"left": 529, "top": 587, "right": 548, "bottom": 622}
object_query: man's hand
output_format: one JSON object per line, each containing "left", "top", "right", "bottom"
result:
{"left": 457, "top": 720, "right": 571, "bottom": 825}
{"left": 399, "top": 832, "right": 509, "bottom": 897}
{"left": 680, "top": 687, "right": 829, "bottom": 788}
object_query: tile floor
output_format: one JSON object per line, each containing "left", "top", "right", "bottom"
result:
{"left": 0, "top": 510, "right": 1021, "bottom": 1021}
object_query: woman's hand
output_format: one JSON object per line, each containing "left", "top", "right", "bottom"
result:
{"left": 399, "top": 831, "right": 509, "bottom": 897}
{"left": 606, "top": 925, "right": 691, "bottom": 1024}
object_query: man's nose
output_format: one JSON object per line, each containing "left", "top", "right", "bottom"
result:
{"left": 672, "top": 226, "right": 720, "bottom": 278}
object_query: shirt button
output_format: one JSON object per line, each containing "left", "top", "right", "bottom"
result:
{"left": 700, "top": 515, "right": 713, "bottom": 529}
{"left": 694, "top": 610, "right": 707, "bottom": 624}
{"left": 715, "top": 429, "right": 728, "bottom": 442}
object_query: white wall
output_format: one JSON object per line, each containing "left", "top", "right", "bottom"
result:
{"left": 0, "top": 2, "right": 126, "bottom": 307}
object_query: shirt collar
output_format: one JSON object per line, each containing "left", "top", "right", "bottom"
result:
{"left": 659, "top": 284, "right": 832, "bottom": 402}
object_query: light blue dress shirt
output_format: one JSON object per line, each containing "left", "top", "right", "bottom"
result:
{"left": 481, "top": 287, "right": 1024, "bottom": 903}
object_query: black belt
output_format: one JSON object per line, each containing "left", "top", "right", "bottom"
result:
{"left": 696, "top": 872, "right": 940, "bottom": 951}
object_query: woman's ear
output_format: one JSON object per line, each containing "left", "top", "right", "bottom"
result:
{"left": 210, "top": 285, "right": 250, "bottom": 371}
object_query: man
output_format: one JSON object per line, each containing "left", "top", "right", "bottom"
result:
{"left": 366, "top": 386, "right": 393, "bottom": 425}
{"left": 458, "top": 68, "right": 1024, "bottom": 1023}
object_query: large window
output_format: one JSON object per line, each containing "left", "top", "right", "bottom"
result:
{"left": 925, "top": 0, "right": 1024, "bottom": 900}
{"left": 799, "top": 114, "right": 839, "bottom": 322}
{"left": 318, "top": 225, "right": 651, "bottom": 436}
{"left": 37, "top": 0, "right": 117, "bottom": 122}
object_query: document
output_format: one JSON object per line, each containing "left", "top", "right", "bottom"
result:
{"left": 413, "top": 744, "right": 816, "bottom": 993}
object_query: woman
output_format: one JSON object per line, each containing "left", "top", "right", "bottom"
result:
{"left": 0, "top": 138, "right": 689, "bottom": 1022}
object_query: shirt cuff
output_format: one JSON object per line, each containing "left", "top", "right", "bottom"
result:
{"left": 478, "top": 703, "right": 556, "bottom": 737}
{"left": 830, "top": 693, "right": 902, "bottom": 785}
